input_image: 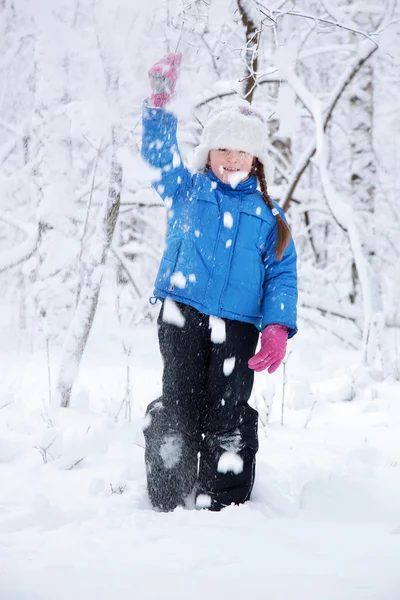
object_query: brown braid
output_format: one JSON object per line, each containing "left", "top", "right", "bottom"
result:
{"left": 254, "top": 158, "right": 291, "bottom": 261}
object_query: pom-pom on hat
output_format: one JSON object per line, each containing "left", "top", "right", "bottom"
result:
{"left": 192, "top": 100, "right": 274, "bottom": 181}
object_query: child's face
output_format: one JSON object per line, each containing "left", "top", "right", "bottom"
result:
{"left": 209, "top": 149, "right": 254, "bottom": 186}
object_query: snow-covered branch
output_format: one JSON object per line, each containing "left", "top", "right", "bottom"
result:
{"left": 282, "top": 39, "right": 378, "bottom": 212}
{"left": 0, "top": 211, "right": 38, "bottom": 272}
{"left": 0, "top": 139, "right": 17, "bottom": 166}
{"left": 299, "top": 307, "right": 360, "bottom": 350}
{"left": 0, "top": 230, "right": 38, "bottom": 273}
{"left": 269, "top": 6, "right": 379, "bottom": 46}
{"left": 0, "top": 211, "right": 35, "bottom": 236}
{"left": 0, "top": 118, "right": 18, "bottom": 135}
{"left": 110, "top": 245, "right": 141, "bottom": 297}
{"left": 311, "top": 97, "right": 382, "bottom": 366}
{"left": 299, "top": 291, "right": 360, "bottom": 323}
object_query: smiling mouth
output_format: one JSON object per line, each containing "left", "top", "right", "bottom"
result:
{"left": 223, "top": 167, "right": 239, "bottom": 172}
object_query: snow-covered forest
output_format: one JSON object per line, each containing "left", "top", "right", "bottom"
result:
{"left": 1, "top": 1, "right": 400, "bottom": 598}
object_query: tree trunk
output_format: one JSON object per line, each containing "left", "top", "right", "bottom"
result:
{"left": 55, "top": 140, "right": 122, "bottom": 408}
{"left": 237, "top": 0, "right": 260, "bottom": 103}
{"left": 349, "top": 61, "right": 384, "bottom": 368}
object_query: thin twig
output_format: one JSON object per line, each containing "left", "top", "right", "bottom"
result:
{"left": 46, "top": 337, "right": 52, "bottom": 406}
{"left": 67, "top": 457, "right": 85, "bottom": 470}
{"left": 0, "top": 401, "right": 13, "bottom": 411}
{"left": 269, "top": 7, "right": 379, "bottom": 46}
{"left": 78, "top": 140, "right": 103, "bottom": 265}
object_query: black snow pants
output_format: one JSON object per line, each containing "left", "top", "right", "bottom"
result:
{"left": 143, "top": 301, "right": 260, "bottom": 511}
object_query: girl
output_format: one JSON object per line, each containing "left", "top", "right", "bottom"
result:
{"left": 141, "top": 54, "right": 298, "bottom": 512}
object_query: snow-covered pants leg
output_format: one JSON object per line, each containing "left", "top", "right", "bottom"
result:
{"left": 198, "top": 317, "right": 259, "bottom": 511}
{"left": 144, "top": 303, "right": 210, "bottom": 511}
{"left": 143, "top": 301, "right": 259, "bottom": 511}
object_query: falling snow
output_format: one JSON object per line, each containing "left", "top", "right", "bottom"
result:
{"left": 162, "top": 298, "right": 186, "bottom": 328}
{"left": 170, "top": 271, "right": 187, "bottom": 289}
{"left": 172, "top": 152, "right": 181, "bottom": 168}
{"left": 223, "top": 357, "right": 236, "bottom": 376}
{"left": 209, "top": 316, "right": 226, "bottom": 343}
{"left": 223, "top": 212, "right": 233, "bottom": 229}
{"left": 226, "top": 171, "right": 248, "bottom": 189}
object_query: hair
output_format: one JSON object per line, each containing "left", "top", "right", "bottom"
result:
{"left": 253, "top": 158, "right": 291, "bottom": 261}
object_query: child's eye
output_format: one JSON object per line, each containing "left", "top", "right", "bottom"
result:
{"left": 218, "top": 148, "right": 227, "bottom": 152}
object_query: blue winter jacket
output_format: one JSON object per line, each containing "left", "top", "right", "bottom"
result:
{"left": 141, "top": 103, "right": 298, "bottom": 337}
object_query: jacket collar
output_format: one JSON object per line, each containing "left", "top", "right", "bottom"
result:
{"left": 208, "top": 169, "right": 257, "bottom": 194}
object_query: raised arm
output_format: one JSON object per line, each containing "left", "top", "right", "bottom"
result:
{"left": 141, "top": 54, "right": 192, "bottom": 202}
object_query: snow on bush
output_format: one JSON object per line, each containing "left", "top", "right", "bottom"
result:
{"left": 285, "top": 379, "right": 314, "bottom": 410}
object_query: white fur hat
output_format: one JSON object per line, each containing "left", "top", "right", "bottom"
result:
{"left": 192, "top": 100, "right": 274, "bottom": 181}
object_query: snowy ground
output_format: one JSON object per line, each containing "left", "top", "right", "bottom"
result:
{"left": 1, "top": 309, "right": 400, "bottom": 600}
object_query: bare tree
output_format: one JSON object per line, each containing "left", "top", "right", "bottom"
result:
{"left": 237, "top": 0, "right": 261, "bottom": 103}
{"left": 55, "top": 137, "right": 122, "bottom": 408}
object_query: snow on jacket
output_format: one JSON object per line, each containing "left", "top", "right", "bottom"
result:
{"left": 141, "top": 102, "right": 298, "bottom": 337}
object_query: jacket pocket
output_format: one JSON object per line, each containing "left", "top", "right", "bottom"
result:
{"left": 222, "top": 279, "right": 262, "bottom": 318}
{"left": 221, "top": 253, "right": 264, "bottom": 318}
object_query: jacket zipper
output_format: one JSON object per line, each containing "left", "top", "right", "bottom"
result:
{"left": 218, "top": 201, "right": 239, "bottom": 312}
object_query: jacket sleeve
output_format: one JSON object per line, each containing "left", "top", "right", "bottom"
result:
{"left": 261, "top": 208, "right": 298, "bottom": 338}
{"left": 141, "top": 101, "right": 192, "bottom": 202}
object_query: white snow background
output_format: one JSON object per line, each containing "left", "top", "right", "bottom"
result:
{"left": 1, "top": 302, "right": 400, "bottom": 600}
{"left": 1, "top": 0, "right": 400, "bottom": 598}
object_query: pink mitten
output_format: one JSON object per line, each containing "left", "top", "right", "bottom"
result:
{"left": 248, "top": 324, "right": 288, "bottom": 374}
{"left": 148, "top": 53, "right": 182, "bottom": 108}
